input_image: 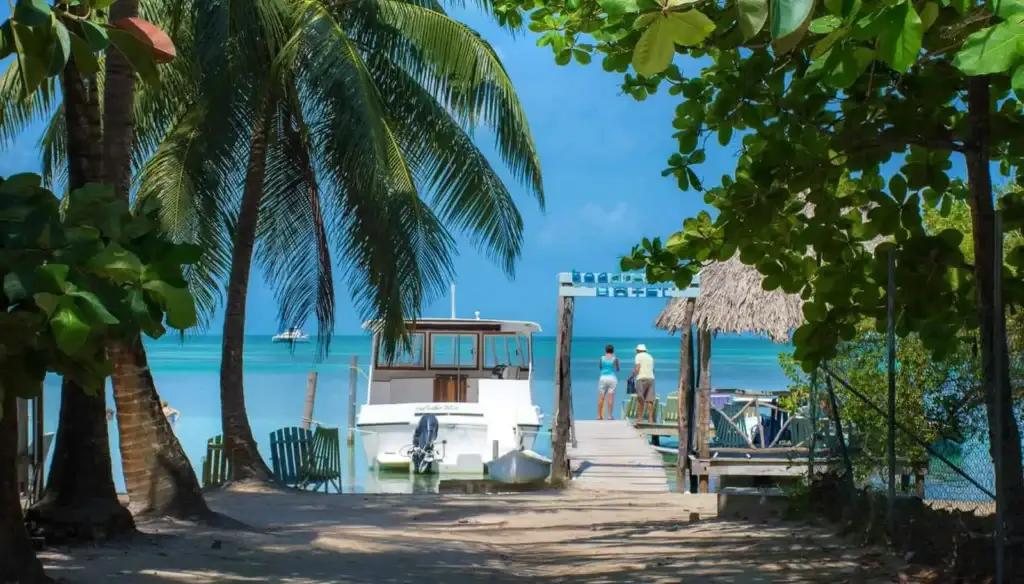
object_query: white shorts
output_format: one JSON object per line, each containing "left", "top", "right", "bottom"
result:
{"left": 598, "top": 375, "right": 617, "bottom": 395}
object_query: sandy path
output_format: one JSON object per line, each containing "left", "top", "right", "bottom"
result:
{"left": 39, "top": 485, "right": 907, "bottom": 583}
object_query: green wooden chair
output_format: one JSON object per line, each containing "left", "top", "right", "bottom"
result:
{"left": 270, "top": 427, "right": 314, "bottom": 487}
{"left": 662, "top": 393, "right": 679, "bottom": 424}
{"left": 623, "top": 394, "right": 638, "bottom": 419}
{"left": 299, "top": 426, "right": 342, "bottom": 493}
{"left": 201, "top": 435, "right": 230, "bottom": 487}
{"left": 786, "top": 417, "right": 814, "bottom": 448}
{"left": 709, "top": 407, "right": 750, "bottom": 448}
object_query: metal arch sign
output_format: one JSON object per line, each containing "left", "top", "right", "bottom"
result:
{"left": 557, "top": 271, "right": 700, "bottom": 298}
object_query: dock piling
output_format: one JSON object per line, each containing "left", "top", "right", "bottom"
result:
{"left": 347, "top": 356, "right": 358, "bottom": 445}
{"left": 302, "top": 372, "right": 318, "bottom": 430}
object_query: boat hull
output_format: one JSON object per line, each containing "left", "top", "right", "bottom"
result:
{"left": 487, "top": 449, "right": 551, "bottom": 484}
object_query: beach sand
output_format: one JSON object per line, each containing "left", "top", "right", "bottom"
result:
{"left": 39, "top": 483, "right": 911, "bottom": 583}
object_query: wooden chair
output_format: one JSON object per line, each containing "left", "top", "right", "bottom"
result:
{"left": 662, "top": 393, "right": 679, "bottom": 424}
{"left": 709, "top": 407, "right": 750, "bottom": 448}
{"left": 299, "top": 426, "right": 342, "bottom": 493}
{"left": 786, "top": 418, "right": 814, "bottom": 448}
{"left": 270, "top": 427, "right": 314, "bottom": 486}
{"left": 201, "top": 435, "right": 230, "bottom": 487}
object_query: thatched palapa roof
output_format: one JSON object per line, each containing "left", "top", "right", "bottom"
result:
{"left": 656, "top": 254, "right": 804, "bottom": 344}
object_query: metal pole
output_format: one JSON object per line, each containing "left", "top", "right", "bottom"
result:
{"left": 347, "top": 355, "right": 358, "bottom": 445}
{"left": 886, "top": 249, "right": 897, "bottom": 535}
{"left": 824, "top": 370, "right": 854, "bottom": 487}
{"left": 993, "top": 211, "right": 1005, "bottom": 584}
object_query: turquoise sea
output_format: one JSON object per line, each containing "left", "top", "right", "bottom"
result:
{"left": 40, "top": 333, "right": 791, "bottom": 493}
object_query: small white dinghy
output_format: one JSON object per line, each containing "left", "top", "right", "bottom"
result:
{"left": 487, "top": 448, "right": 551, "bottom": 484}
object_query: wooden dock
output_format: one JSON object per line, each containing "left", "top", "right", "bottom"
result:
{"left": 567, "top": 420, "right": 668, "bottom": 492}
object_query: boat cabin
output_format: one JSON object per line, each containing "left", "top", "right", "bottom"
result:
{"left": 367, "top": 319, "right": 540, "bottom": 405}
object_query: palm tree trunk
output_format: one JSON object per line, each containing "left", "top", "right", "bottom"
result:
{"left": 27, "top": 54, "right": 135, "bottom": 541}
{"left": 1, "top": 389, "right": 49, "bottom": 582}
{"left": 964, "top": 75, "right": 1024, "bottom": 566}
{"left": 220, "top": 99, "right": 276, "bottom": 481}
{"left": 102, "top": 0, "right": 211, "bottom": 518}
{"left": 675, "top": 299, "right": 695, "bottom": 488}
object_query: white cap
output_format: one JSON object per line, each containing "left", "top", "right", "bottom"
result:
{"left": 636, "top": 344, "right": 647, "bottom": 352}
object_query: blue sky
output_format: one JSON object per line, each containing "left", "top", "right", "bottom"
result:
{"left": 0, "top": 5, "right": 729, "bottom": 338}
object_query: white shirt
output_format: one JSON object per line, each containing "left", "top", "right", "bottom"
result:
{"left": 634, "top": 352, "right": 655, "bottom": 380}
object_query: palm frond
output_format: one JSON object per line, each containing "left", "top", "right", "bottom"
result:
{"left": 257, "top": 86, "right": 336, "bottom": 356}
{"left": 0, "top": 61, "right": 58, "bottom": 149}
{"left": 369, "top": 0, "right": 544, "bottom": 202}
{"left": 38, "top": 104, "right": 68, "bottom": 192}
{"left": 369, "top": 54, "right": 525, "bottom": 274}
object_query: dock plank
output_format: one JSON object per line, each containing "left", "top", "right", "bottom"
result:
{"left": 568, "top": 420, "right": 668, "bottom": 492}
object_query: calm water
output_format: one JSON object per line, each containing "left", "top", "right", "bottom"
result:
{"left": 40, "top": 333, "right": 791, "bottom": 492}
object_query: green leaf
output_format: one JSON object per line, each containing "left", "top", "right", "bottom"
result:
{"left": 954, "top": 21, "right": 1024, "bottom": 75}
{"left": 771, "top": 0, "right": 815, "bottom": 39}
{"left": 79, "top": 20, "right": 110, "bottom": 51}
{"left": 811, "top": 26, "right": 848, "bottom": 59}
{"left": 71, "top": 290, "right": 120, "bottom": 326}
{"left": 919, "top": 2, "right": 939, "bottom": 31}
{"left": 0, "top": 21, "right": 14, "bottom": 60}
{"left": 107, "top": 28, "right": 159, "bottom": 85}
{"left": 13, "top": 0, "right": 51, "bottom": 27}
{"left": 35, "top": 264, "right": 69, "bottom": 292}
{"left": 990, "top": 0, "right": 1024, "bottom": 18}
{"left": 877, "top": 2, "right": 923, "bottom": 72}
{"left": 634, "top": 12, "right": 660, "bottom": 29}
{"left": 738, "top": 0, "right": 769, "bottom": 40}
{"left": 10, "top": 22, "right": 48, "bottom": 96}
{"left": 809, "top": 15, "right": 842, "bottom": 33}
{"left": 48, "top": 19, "right": 71, "bottom": 76}
{"left": 33, "top": 292, "right": 59, "bottom": 316}
{"left": 633, "top": 16, "right": 676, "bottom": 76}
{"left": 51, "top": 303, "right": 91, "bottom": 355}
{"left": 599, "top": 0, "right": 640, "bottom": 15}
{"left": 143, "top": 280, "right": 196, "bottom": 330}
{"left": 1013, "top": 64, "right": 1024, "bottom": 91}
{"left": 68, "top": 31, "right": 99, "bottom": 75}
{"left": 87, "top": 244, "right": 143, "bottom": 283}
{"left": 667, "top": 10, "right": 715, "bottom": 45}
{"left": 827, "top": 46, "right": 875, "bottom": 87}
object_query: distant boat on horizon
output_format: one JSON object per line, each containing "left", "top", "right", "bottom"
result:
{"left": 272, "top": 327, "right": 310, "bottom": 343}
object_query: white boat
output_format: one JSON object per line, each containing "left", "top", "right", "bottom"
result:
{"left": 487, "top": 448, "right": 551, "bottom": 484}
{"left": 272, "top": 327, "right": 310, "bottom": 343}
{"left": 356, "top": 317, "right": 543, "bottom": 474}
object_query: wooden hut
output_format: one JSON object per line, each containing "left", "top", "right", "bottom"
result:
{"left": 655, "top": 254, "right": 804, "bottom": 491}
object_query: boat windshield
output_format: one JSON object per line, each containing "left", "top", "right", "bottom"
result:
{"left": 376, "top": 333, "right": 425, "bottom": 368}
{"left": 483, "top": 333, "right": 529, "bottom": 369}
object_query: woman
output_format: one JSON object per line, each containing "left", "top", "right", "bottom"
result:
{"left": 597, "top": 344, "right": 620, "bottom": 420}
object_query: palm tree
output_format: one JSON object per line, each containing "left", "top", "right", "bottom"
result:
{"left": 0, "top": 0, "right": 216, "bottom": 517}
{"left": 137, "top": 0, "right": 544, "bottom": 479}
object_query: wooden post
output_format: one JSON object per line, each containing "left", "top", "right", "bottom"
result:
{"left": 550, "top": 295, "right": 575, "bottom": 486}
{"left": 914, "top": 469, "right": 925, "bottom": 498}
{"left": 886, "top": 249, "right": 897, "bottom": 535}
{"left": 676, "top": 299, "right": 695, "bottom": 491}
{"left": 302, "top": 372, "right": 318, "bottom": 430}
{"left": 32, "top": 392, "right": 44, "bottom": 502}
{"left": 16, "top": 398, "right": 28, "bottom": 493}
{"left": 808, "top": 370, "right": 818, "bottom": 483}
{"left": 347, "top": 355, "right": 358, "bottom": 445}
{"left": 695, "top": 327, "right": 712, "bottom": 493}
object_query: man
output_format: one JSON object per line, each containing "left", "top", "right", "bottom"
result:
{"left": 162, "top": 400, "right": 181, "bottom": 428}
{"left": 632, "top": 344, "right": 656, "bottom": 423}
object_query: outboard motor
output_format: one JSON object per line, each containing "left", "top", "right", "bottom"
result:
{"left": 411, "top": 414, "right": 440, "bottom": 474}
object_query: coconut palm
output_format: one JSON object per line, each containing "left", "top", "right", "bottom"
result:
{"left": 133, "top": 0, "right": 544, "bottom": 479}
{"left": 0, "top": 0, "right": 222, "bottom": 517}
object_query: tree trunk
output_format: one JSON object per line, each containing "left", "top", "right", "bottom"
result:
{"left": 101, "top": 0, "right": 211, "bottom": 519}
{"left": 27, "top": 52, "right": 135, "bottom": 542}
{"left": 550, "top": 296, "right": 574, "bottom": 486}
{"left": 1, "top": 392, "right": 50, "bottom": 583}
{"left": 964, "top": 75, "right": 1024, "bottom": 563}
{"left": 109, "top": 339, "right": 211, "bottom": 517}
{"left": 220, "top": 101, "right": 276, "bottom": 482}
{"left": 675, "top": 299, "right": 695, "bottom": 489}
